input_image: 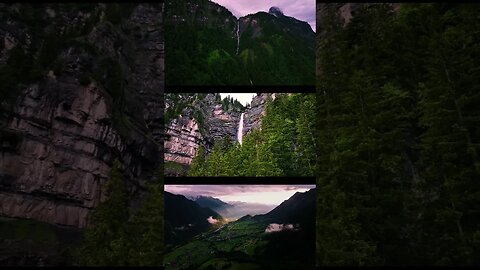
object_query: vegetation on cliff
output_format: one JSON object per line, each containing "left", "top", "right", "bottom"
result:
{"left": 317, "top": 3, "right": 480, "bottom": 266}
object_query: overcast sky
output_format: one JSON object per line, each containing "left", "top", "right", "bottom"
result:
{"left": 219, "top": 93, "right": 256, "bottom": 106}
{"left": 164, "top": 185, "right": 315, "bottom": 205}
{"left": 211, "top": 0, "right": 316, "bottom": 31}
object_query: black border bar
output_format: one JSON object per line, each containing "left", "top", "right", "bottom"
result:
{"left": 165, "top": 85, "right": 315, "bottom": 93}
{"left": 165, "top": 176, "right": 316, "bottom": 185}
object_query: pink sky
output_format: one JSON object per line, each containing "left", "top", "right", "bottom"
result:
{"left": 164, "top": 185, "right": 315, "bottom": 205}
{"left": 211, "top": 0, "right": 316, "bottom": 31}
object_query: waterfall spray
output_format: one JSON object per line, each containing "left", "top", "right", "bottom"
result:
{"left": 236, "top": 20, "right": 240, "bottom": 55}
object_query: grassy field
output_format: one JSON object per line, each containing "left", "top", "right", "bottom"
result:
{"left": 164, "top": 220, "right": 266, "bottom": 270}
{"left": 165, "top": 215, "right": 317, "bottom": 270}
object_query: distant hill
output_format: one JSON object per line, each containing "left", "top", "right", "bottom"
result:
{"left": 194, "top": 196, "right": 232, "bottom": 211}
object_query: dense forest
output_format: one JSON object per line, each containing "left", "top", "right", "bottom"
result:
{"left": 189, "top": 93, "right": 316, "bottom": 176}
{"left": 76, "top": 160, "right": 164, "bottom": 266}
{"left": 317, "top": 3, "right": 480, "bottom": 266}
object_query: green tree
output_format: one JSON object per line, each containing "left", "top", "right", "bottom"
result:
{"left": 189, "top": 145, "right": 207, "bottom": 176}
{"left": 79, "top": 159, "right": 130, "bottom": 266}
{"left": 205, "top": 141, "right": 225, "bottom": 176}
{"left": 126, "top": 171, "right": 164, "bottom": 266}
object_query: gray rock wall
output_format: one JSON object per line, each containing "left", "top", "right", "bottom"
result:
{"left": 0, "top": 4, "right": 164, "bottom": 228}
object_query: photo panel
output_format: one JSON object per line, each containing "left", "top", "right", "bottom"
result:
{"left": 164, "top": 182, "right": 316, "bottom": 270}
{"left": 164, "top": 90, "right": 316, "bottom": 177}
{"left": 165, "top": 0, "right": 316, "bottom": 86}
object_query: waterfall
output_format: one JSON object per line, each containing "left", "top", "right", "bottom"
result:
{"left": 236, "top": 20, "right": 240, "bottom": 55}
{"left": 237, "top": 112, "right": 244, "bottom": 145}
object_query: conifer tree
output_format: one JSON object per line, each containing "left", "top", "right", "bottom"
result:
{"left": 79, "top": 159, "right": 130, "bottom": 266}
{"left": 188, "top": 145, "right": 207, "bottom": 176}
{"left": 126, "top": 170, "right": 164, "bottom": 266}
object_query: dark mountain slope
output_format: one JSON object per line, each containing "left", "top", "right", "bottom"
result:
{"left": 165, "top": 191, "right": 223, "bottom": 245}
{"left": 194, "top": 195, "right": 232, "bottom": 210}
{"left": 254, "top": 188, "right": 316, "bottom": 230}
{"left": 238, "top": 9, "right": 315, "bottom": 85}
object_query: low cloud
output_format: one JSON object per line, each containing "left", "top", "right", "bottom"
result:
{"left": 265, "top": 223, "right": 297, "bottom": 233}
{"left": 207, "top": 216, "right": 219, "bottom": 224}
{"left": 217, "top": 201, "right": 276, "bottom": 219}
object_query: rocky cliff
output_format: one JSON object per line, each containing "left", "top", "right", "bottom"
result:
{"left": 164, "top": 93, "right": 277, "bottom": 176}
{"left": 164, "top": 93, "right": 241, "bottom": 168}
{"left": 0, "top": 4, "right": 164, "bottom": 229}
{"left": 243, "top": 93, "right": 274, "bottom": 135}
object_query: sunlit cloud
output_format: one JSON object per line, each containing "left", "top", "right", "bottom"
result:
{"left": 265, "top": 223, "right": 297, "bottom": 233}
{"left": 207, "top": 216, "right": 219, "bottom": 224}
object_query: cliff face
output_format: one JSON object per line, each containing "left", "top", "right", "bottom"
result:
{"left": 164, "top": 94, "right": 241, "bottom": 168}
{"left": 243, "top": 93, "right": 272, "bottom": 135}
{"left": 164, "top": 116, "right": 203, "bottom": 165}
{"left": 0, "top": 4, "right": 163, "bottom": 228}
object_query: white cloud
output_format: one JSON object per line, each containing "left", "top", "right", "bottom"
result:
{"left": 207, "top": 216, "right": 219, "bottom": 224}
{"left": 216, "top": 201, "right": 277, "bottom": 219}
{"left": 265, "top": 223, "right": 297, "bottom": 233}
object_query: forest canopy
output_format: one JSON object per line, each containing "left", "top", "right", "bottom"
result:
{"left": 316, "top": 3, "right": 480, "bottom": 266}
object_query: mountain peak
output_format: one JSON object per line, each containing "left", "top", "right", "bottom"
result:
{"left": 268, "top": 6, "right": 284, "bottom": 17}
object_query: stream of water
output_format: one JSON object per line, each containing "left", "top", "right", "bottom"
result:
{"left": 236, "top": 20, "right": 240, "bottom": 55}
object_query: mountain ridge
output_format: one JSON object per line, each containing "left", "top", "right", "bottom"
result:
{"left": 253, "top": 188, "right": 316, "bottom": 228}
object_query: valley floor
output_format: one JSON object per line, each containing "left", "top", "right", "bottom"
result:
{"left": 165, "top": 220, "right": 314, "bottom": 270}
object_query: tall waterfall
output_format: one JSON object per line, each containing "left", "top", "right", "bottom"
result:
{"left": 236, "top": 20, "right": 240, "bottom": 55}
{"left": 237, "top": 112, "right": 244, "bottom": 145}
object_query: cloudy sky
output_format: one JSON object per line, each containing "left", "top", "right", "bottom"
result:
{"left": 211, "top": 0, "right": 316, "bottom": 31}
{"left": 164, "top": 185, "right": 315, "bottom": 205}
{"left": 219, "top": 93, "right": 256, "bottom": 106}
